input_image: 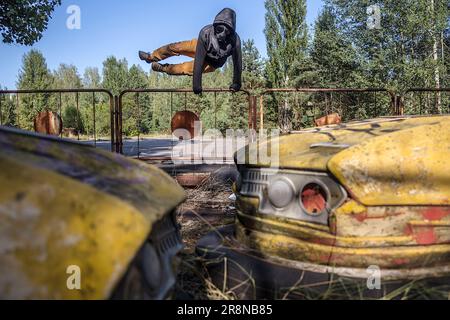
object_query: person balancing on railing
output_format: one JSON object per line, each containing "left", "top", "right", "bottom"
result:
{"left": 138, "top": 8, "right": 242, "bottom": 95}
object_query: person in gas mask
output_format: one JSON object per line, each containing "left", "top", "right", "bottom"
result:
{"left": 139, "top": 8, "right": 242, "bottom": 95}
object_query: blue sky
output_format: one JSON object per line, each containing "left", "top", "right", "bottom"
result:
{"left": 0, "top": 0, "right": 323, "bottom": 89}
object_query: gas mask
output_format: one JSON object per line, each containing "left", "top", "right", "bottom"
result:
{"left": 214, "top": 24, "right": 231, "bottom": 44}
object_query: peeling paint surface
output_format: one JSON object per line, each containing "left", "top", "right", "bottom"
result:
{"left": 328, "top": 117, "right": 450, "bottom": 206}
{"left": 235, "top": 115, "right": 450, "bottom": 277}
{"left": 243, "top": 115, "right": 450, "bottom": 172}
{"left": 0, "top": 128, "right": 185, "bottom": 299}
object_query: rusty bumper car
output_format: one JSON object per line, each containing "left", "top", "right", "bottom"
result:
{"left": 0, "top": 126, "right": 185, "bottom": 299}
{"left": 196, "top": 115, "right": 450, "bottom": 299}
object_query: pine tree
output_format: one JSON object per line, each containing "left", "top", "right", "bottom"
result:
{"left": 17, "top": 49, "right": 53, "bottom": 130}
{"left": 53, "top": 64, "right": 84, "bottom": 132}
{"left": 126, "top": 64, "right": 151, "bottom": 135}
{"left": 264, "top": 0, "right": 308, "bottom": 132}
{"left": 327, "top": 0, "right": 448, "bottom": 95}
{"left": 308, "top": 6, "right": 361, "bottom": 87}
{"left": 0, "top": 85, "right": 17, "bottom": 127}
{"left": 102, "top": 56, "right": 129, "bottom": 96}
{"left": 242, "top": 39, "right": 264, "bottom": 90}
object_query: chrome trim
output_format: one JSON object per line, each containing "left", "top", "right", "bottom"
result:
{"left": 310, "top": 143, "right": 351, "bottom": 149}
{"left": 239, "top": 168, "right": 347, "bottom": 225}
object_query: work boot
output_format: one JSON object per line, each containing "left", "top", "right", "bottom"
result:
{"left": 139, "top": 51, "right": 159, "bottom": 63}
{"left": 151, "top": 62, "right": 169, "bottom": 73}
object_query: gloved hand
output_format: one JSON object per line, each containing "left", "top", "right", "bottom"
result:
{"left": 193, "top": 86, "right": 203, "bottom": 95}
{"left": 229, "top": 83, "right": 241, "bottom": 92}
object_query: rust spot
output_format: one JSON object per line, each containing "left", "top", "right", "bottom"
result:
{"left": 175, "top": 172, "right": 210, "bottom": 188}
{"left": 392, "top": 258, "right": 409, "bottom": 265}
{"left": 314, "top": 113, "right": 341, "bottom": 127}
{"left": 311, "top": 237, "right": 335, "bottom": 246}
{"left": 301, "top": 183, "right": 327, "bottom": 215}
{"left": 171, "top": 111, "right": 200, "bottom": 140}
{"left": 34, "top": 111, "right": 63, "bottom": 136}
{"left": 317, "top": 254, "right": 331, "bottom": 263}
{"left": 414, "top": 227, "right": 436, "bottom": 245}
{"left": 422, "top": 207, "right": 450, "bottom": 221}
{"left": 404, "top": 224, "right": 413, "bottom": 236}
{"left": 354, "top": 212, "right": 368, "bottom": 222}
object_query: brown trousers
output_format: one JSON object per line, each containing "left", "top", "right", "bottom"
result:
{"left": 151, "top": 39, "right": 216, "bottom": 76}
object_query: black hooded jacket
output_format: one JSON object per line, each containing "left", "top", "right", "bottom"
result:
{"left": 193, "top": 8, "right": 242, "bottom": 94}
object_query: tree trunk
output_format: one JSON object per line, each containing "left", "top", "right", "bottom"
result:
{"left": 279, "top": 76, "right": 292, "bottom": 133}
{"left": 430, "top": 0, "right": 442, "bottom": 113}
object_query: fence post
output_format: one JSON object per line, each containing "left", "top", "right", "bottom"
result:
{"left": 114, "top": 95, "right": 121, "bottom": 153}
{"left": 248, "top": 95, "right": 257, "bottom": 131}
{"left": 259, "top": 95, "right": 264, "bottom": 131}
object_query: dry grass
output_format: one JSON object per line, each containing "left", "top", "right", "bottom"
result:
{"left": 172, "top": 174, "right": 450, "bottom": 300}
{"left": 173, "top": 173, "right": 237, "bottom": 300}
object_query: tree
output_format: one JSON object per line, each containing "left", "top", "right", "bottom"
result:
{"left": 53, "top": 64, "right": 84, "bottom": 132}
{"left": 54, "top": 64, "right": 82, "bottom": 89}
{"left": 0, "top": 85, "right": 17, "bottom": 127}
{"left": 242, "top": 39, "right": 265, "bottom": 90}
{"left": 17, "top": 49, "right": 53, "bottom": 130}
{"left": 102, "top": 56, "right": 129, "bottom": 96}
{"left": 0, "top": 0, "right": 61, "bottom": 45}
{"left": 83, "top": 67, "right": 111, "bottom": 136}
{"left": 264, "top": 0, "right": 309, "bottom": 132}
{"left": 83, "top": 67, "right": 102, "bottom": 88}
{"left": 308, "top": 6, "right": 361, "bottom": 87}
{"left": 327, "top": 0, "right": 448, "bottom": 90}
{"left": 125, "top": 64, "right": 151, "bottom": 135}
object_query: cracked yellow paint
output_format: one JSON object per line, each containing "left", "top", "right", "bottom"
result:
{"left": 328, "top": 117, "right": 450, "bottom": 206}
{"left": 243, "top": 115, "right": 450, "bottom": 173}
{"left": 0, "top": 128, "right": 185, "bottom": 299}
{"left": 235, "top": 113, "right": 450, "bottom": 275}
{"left": 235, "top": 221, "right": 450, "bottom": 272}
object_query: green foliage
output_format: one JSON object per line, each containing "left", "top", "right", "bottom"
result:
{"left": 265, "top": 0, "right": 449, "bottom": 129}
{"left": 265, "top": 0, "right": 308, "bottom": 87}
{"left": 0, "top": 0, "right": 61, "bottom": 45}
{"left": 102, "top": 56, "right": 129, "bottom": 96}
{"left": 327, "top": 0, "right": 448, "bottom": 91}
{"left": 122, "top": 64, "right": 150, "bottom": 136}
{"left": 53, "top": 63, "right": 84, "bottom": 131}
{"left": 0, "top": 87, "right": 17, "bottom": 127}
{"left": 307, "top": 5, "right": 361, "bottom": 87}
{"left": 8, "top": 0, "right": 448, "bottom": 136}
{"left": 17, "top": 49, "right": 53, "bottom": 130}
{"left": 242, "top": 39, "right": 265, "bottom": 90}
{"left": 264, "top": 0, "right": 309, "bottom": 131}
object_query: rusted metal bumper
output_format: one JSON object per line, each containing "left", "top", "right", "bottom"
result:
{"left": 196, "top": 225, "right": 450, "bottom": 299}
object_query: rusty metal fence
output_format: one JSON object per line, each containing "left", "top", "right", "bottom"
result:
{"left": 0, "top": 89, "right": 115, "bottom": 151}
{"left": 256, "top": 88, "right": 397, "bottom": 130}
{"left": 1, "top": 87, "right": 448, "bottom": 157}
{"left": 403, "top": 88, "right": 450, "bottom": 115}
{"left": 117, "top": 88, "right": 251, "bottom": 157}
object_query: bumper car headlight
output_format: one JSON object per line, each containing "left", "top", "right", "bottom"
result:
{"left": 238, "top": 168, "right": 347, "bottom": 225}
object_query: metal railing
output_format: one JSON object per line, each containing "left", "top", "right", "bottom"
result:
{"left": 256, "top": 88, "right": 397, "bottom": 130}
{"left": 403, "top": 88, "right": 450, "bottom": 115}
{"left": 1, "top": 87, "right": 448, "bottom": 157}
{"left": 117, "top": 88, "right": 251, "bottom": 156}
{"left": 0, "top": 89, "right": 115, "bottom": 151}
